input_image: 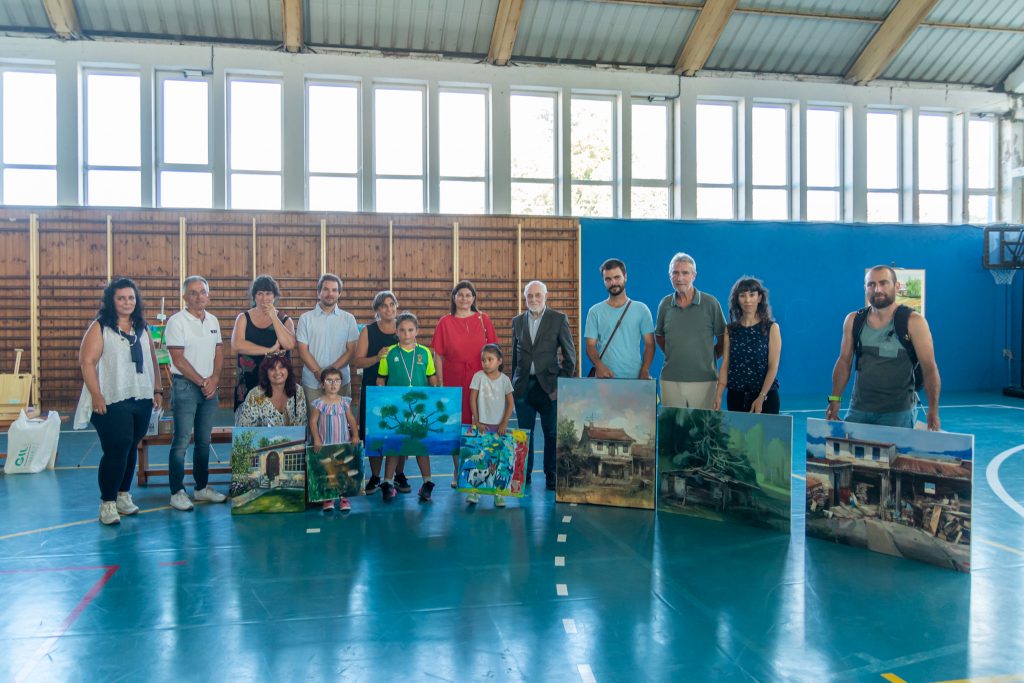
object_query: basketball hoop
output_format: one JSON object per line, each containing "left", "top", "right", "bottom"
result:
{"left": 989, "top": 269, "right": 1019, "bottom": 286}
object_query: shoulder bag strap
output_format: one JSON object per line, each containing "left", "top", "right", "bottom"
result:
{"left": 598, "top": 300, "right": 632, "bottom": 360}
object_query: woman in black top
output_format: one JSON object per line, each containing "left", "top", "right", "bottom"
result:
{"left": 713, "top": 276, "right": 782, "bottom": 414}
{"left": 351, "top": 290, "right": 401, "bottom": 494}
{"left": 230, "top": 275, "right": 296, "bottom": 410}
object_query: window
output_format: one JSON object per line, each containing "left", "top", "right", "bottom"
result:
{"left": 696, "top": 101, "right": 737, "bottom": 219}
{"left": 805, "top": 106, "right": 843, "bottom": 221}
{"left": 570, "top": 95, "right": 615, "bottom": 217}
{"left": 917, "top": 112, "right": 951, "bottom": 223}
{"left": 284, "top": 451, "right": 303, "bottom": 471}
{"left": 631, "top": 100, "right": 671, "bottom": 218}
{"left": 84, "top": 71, "right": 141, "bottom": 207}
{"left": 439, "top": 88, "right": 488, "bottom": 214}
{"left": 158, "top": 74, "right": 212, "bottom": 208}
{"left": 1, "top": 69, "right": 57, "bottom": 206}
{"left": 374, "top": 86, "right": 424, "bottom": 213}
{"left": 751, "top": 103, "right": 790, "bottom": 220}
{"left": 967, "top": 117, "right": 997, "bottom": 224}
{"left": 866, "top": 110, "right": 901, "bottom": 222}
{"left": 228, "top": 78, "right": 282, "bottom": 210}
{"left": 307, "top": 81, "right": 359, "bottom": 212}
{"left": 510, "top": 92, "right": 557, "bottom": 215}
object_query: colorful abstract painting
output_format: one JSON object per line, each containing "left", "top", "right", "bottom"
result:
{"left": 306, "top": 443, "right": 364, "bottom": 502}
{"left": 806, "top": 418, "right": 974, "bottom": 572}
{"left": 658, "top": 408, "right": 792, "bottom": 532}
{"left": 555, "top": 378, "right": 658, "bottom": 509}
{"left": 364, "top": 387, "right": 462, "bottom": 457}
{"left": 230, "top": 426, "right": 307, "bottom": 515}
{"left": 456, "top": 426, "right": 529, "bottom": 497}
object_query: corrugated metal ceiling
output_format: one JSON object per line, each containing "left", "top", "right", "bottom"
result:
{"left": 0, "top": 0, "right": 50, "bottom": 31}
{"left": 926, "top": 0, "right": 1024, "bottom": 30}
{"left": 882, "top": 26, "right": 1024, "bottom": 87}
{"left": 75, "top": 0, "right": 281, "bottom": 42}
{"left": 737, "top": 0, "right": 895, "bottom": 21}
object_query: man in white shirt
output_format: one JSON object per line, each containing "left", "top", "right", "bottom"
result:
{"left": 296, "top": 274, "right": 360, "bottom": 411}
{"left": 164, "top": 275, "right": 227, "bottom": 511}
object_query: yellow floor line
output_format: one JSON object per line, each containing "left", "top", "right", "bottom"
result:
{"left": 0, "top": 505, "right": 172, "bottom": 541}
{"left": 882, "top": 674, "right": 909, "bottom": 683}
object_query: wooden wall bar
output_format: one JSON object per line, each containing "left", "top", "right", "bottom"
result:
{"left": 0, "top": 208, "right": 579, "bottom": 413}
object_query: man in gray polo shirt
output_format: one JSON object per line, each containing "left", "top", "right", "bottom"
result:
{"left": 297, "top": 274, "right": 360, "bottom": 410}
{"left": 655, "top": 252, "right": 726, "bottom": 409}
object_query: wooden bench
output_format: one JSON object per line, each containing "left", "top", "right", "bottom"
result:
{"left": 136, "top": 426, "right": 233, "bottom": 486}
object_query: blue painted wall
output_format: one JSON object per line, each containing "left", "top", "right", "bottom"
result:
{"left": 580, "top": 219, "right": 1023, "bottom": 395}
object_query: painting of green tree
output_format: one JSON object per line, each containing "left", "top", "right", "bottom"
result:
{"left": 364, "top": 387, "right": 462, "bottom": 457}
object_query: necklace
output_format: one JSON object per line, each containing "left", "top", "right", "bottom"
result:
{"left": 397, "top": 346, "right": 416, "bottom": 386}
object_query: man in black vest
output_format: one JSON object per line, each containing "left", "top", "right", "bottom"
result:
{"left": 825, "top": 265, "right": 941, "bottom": 430}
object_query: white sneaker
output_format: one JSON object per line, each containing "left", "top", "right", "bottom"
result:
{"left": 494, "top": 495, "right": 506, "bottom": 508}
{"left": 99, "top": 501, "right": 121, "bottom": 525}
{"left": 116, "top": 492, "right": 140, "bottom": 515}
{"left": 193, "top": 487, "right": 227, "bottom": 503}
{"left": 170, "top": 490, "right": 194, "bottom": 511}
{"left": 466, "top": 493, "right": 480, "bottom": 505}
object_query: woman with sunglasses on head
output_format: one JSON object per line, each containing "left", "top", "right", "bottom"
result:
{"left": 235, "top": 354, "right": 307, "bottom": 427}
{"left": 713, "top": 276, "right": 782, "bottom": 415}
{"left": 231, "top": 274, "right": 296, "bottom": 411}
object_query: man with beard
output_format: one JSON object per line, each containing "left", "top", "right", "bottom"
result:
{"left": 297, "top": 274, "right": 360, "bottom": 411}
{"left": 825, "top": 265, "right": 941, "bottom": 430}
{"left": 584, "top": 258, "right": 655, "bottom": 379}
{"left": 511, "top": 280, "right": 577, "bottom": 490}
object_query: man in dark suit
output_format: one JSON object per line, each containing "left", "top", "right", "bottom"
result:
{"left": 511, "top": 280, "right": 577, "bottom": 490}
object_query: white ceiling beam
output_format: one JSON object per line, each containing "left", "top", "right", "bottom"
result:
{"left": 281, "top": 0, "right": 304, "bottom": 54}
{"left": 674, "top": 0, "right": 737, "bottom": 76}
{"left": 845, "top": 0, "right": 939, "bottom": 85}
{"left": 40, "top": 0, "right": 80, "bottom": 39}
{"left": 486, "top": 0, "right": 525, "bottom": 66}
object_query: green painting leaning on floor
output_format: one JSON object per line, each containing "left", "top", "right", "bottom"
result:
{"left": 307, "top": 442, "right": 364, "bottom": 502}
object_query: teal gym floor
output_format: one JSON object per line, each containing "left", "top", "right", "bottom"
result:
{"left": 0, "top": 392, "right": 1022, "bottom": 683}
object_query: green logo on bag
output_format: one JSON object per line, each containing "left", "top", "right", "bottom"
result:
{"left": 14, "top": 446, "right": 28, "bottom": 467}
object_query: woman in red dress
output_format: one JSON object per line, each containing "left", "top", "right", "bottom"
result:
{"left": 433, "top": 280, "right": 498, "bottom": 487}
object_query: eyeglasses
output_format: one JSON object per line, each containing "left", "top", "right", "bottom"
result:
{"left": 265, "top": 350, "right": 289, "bottom": 359}
{"left": 323, "top": 378, "right": 343, "bottom": 384}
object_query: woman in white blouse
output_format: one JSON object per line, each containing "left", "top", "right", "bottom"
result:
{"left": 78, "top": 278, "right": 162, "bottom": 526}
{"left": 235, "top": 354, "right": 307, "bottom": 427}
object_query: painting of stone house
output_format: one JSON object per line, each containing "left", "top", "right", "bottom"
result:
{"left": 555, "top": 378, "right": 657, "bottom": 510}
{"left": 230, "top": 426, "right": 308, "bottom": 515}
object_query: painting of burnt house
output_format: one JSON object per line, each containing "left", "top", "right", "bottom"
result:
{"left": 658, "top": 408, "right": 792, "bottom": 532}
{"left": 806, "top": 418, "right": 974, "bottom": 572}
{"left": 555, "top": 378, "right": 657, "bottom": 509}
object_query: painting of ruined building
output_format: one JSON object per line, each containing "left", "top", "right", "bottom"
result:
{"left": 230, "top": 426, "right": 307, "bottom": 514}
{"left": 555, "top": 378, "right": 657, "bottom": 510}
{"left": 658, "top": 408, "right": 792, "bottom": 532}
{"left": 806, "top": 418, "right": 973, "bottom": 572}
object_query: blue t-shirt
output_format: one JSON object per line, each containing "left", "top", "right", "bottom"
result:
{"left": 584, "top": 299, "right": 655, "bottom": 379}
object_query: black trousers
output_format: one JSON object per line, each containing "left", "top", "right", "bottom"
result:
{"left": 726, "top": 388, "right": 780, "bottom": 415}
{"left": 91, "top": 397, "right": 153, "bottom": 501}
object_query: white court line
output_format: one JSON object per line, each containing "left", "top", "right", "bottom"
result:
{"left": 986, "top": 444, "right": 1024, "bottom": 521}
{"left": 979, "top": 539, "right": 1024, "bottom": 558}
{"left": 562, "top": 618, "right": 577, "bottom": 634}
{"left": 306, "top": 528, "right": 320, "bottom": 534}
{"left": 562, "top": 515, "right": 572, "bottom": 523}
{"left": 577, "top": 663, "right": 597, "bottom": 683}
{"left": 557, "top": 534, "right": 567, "bottom": 543}
{"left": 555, "top": 556, "right": 565, "bottom": 567}
{"left": 792, "top": 473, "right": 806, "bottom": 481}
{"left": 569, "top": 503, "right": 578, "bottom": 507}
{"left": 556, "top": 583, "right": 568, "bottom": 596}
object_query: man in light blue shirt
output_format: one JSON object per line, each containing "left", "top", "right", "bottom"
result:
{"left": 585, "top": 259, "right": 655, "bottom": 379}
{"left": 296, "top": 274, "right": 360, "bottom": 408}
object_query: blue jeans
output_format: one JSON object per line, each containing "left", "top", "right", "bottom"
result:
{"left": 169, "top": 375, "right": 218, "bottom": 493}
{"left": 514, "top": 376, "right": 558, "bottom": 481}
{"left": 845, "top": 403, "right": 916, "bottom": 430}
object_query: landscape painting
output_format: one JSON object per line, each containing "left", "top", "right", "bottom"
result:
{"left": 364, "top": 387, "right": 462, "bottom": 458}
{"left": 555, "top": 378, "right": 657, "bottom": 510}
{"left": 230, "top": 426, "right": 307, "bottom": 515}
{"left": 456, "top": 426, "right": 529, "bottom": 497}
{"left": 658, "top": 408, "right": 792, "bottom": 532}
{"left": 307, "top": 443, "right": 364, "bottom": 503}
{"left": 865, "top": 267, "right": 925, "bottom": 314}
{"left": 806, "top": 418, "right": 973, "bottom": 572}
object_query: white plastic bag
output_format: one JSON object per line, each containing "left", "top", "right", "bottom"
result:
{"left": 5, "top": 409, "right": 61, "bottom": 474}
{"left": 146, "top": 407, "right": 163, "bottom": 436}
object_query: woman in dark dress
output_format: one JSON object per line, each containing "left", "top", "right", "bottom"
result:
{"left": 713, "top": 276, "right": 782, "bottom": 414}
{"left": 230, "top": 275, "right": 296, "bottom": 411}
{"left": 350, "top": 290, "right": 400, "bottom": 495}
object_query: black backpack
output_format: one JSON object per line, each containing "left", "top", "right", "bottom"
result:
{"left": 851, "top": 304, "right": 923, "bottom": 391}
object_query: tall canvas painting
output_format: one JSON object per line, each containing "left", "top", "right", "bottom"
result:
{"left": 456, "top": 426, "right": 529, "bottom": 497}
{"left": 364, "top": 387, "right": 462, "bottom": 457}
{"left": 805, "top": 418, "right": 973, "bottom": 572}
{"left": 230, "top": 426, "right": 307, "bottom": 514}
{"left": 307, "top": 443, "right": 365, "bottom": 502}
{"left": 864, "top": 267, "right": 925, "bottom": 314}
{"left": 555, "top": 378, "right": 657, "bottom": 510}
{"left": 658, "top": 408, "right": 792, "bottom": 532}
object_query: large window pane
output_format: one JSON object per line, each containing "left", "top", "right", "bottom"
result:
{"left": 696, "top": 103, "right": 734, "bottom": 184}
{"left": 867, "top": 192, "right": 899, "bottom": 222}
{"left": 918, "top": 194, "right": 949, "bottom": 223}
{"left": 511, "top": 182, "right": 554, "bottom": 215}
{"left": 3, "top": 71, "right": 56, "bottom": 165}
{"left": 229, "top": 80, "right": 282, "bottom": 172}
{"left": 806, "top": 108, "right": 840, "bottom": 187}
{"left": 376, "top": 179, "right": 423, "bottom": 213}
{"left": 631, "top": 187, "right": 670, "bottom": 219}
{"left": 752, "top": 106, "right": 788, "bottom": 186}
{"left": 752, "top": 189, "right": 788, "bottom": 220}
{"left": 3, "top": 168, "right": 56, "bottom": 205}
{"left": 160, "top": 171, "right": 213, "bottom": 208}
{"left": 632, "top": 103, "right": 668, "bottom": 180}
{"left": 163, "top": 79, "right": 209, "bottom": 165}
{"left": 968, "top": 118, "right": 995, "bottom": 190}
{"left": 309, "top": 176, "right": 358, "bottom": 211}
{"left": 866, "top": 111, "right": 899, "bottom": 189}
{"left": 511, "top": 94, "right": 555, "bottom": 180}
{"left": 572, "top": 185, "right": 613, "bottom": 217}
{"left": 87, "top": 170, "right": 141, "bottom": 206}
{"left": 308, "top": 84, "right": 358, "bottom": 174}
{"left": 87, "top": 74, "right": 140, "bottom": 167}
{"left": 696, "top": 187, "right": 734, "bottom": 219}
{"left": 440, "top": 180, "right": 486, "bottom": 214}
{"left": 230, "top": 173, "right": 281, "bottom": 210}
{"left": 807, "top": 190, "right": 840, "bottom": 221}
{"left": 571, "top": 98, "right": 613, "bottom": 182}
{"left": 968, "top": 195, "right": 995, "bottom": 224}
{"left": 918, "top": 113, "right": 949, "bottom": 191}
{"left": 440, "top": 91, "right": 486, "bottom": 178}
{"left": 375, "top": 89, "right": 423, "bottom": 176}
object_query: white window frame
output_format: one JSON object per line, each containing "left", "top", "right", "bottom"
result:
{"left": 804, "top": 104, "right": 845, "bottom": 221}
{"left": 372, "top": 83, "right": 427, "bottom": 213}
{"left": 695, "top": 98, "right": 739, "bottom": 220}
{"left": 866, "top": 107, "right": 903, "bottom": 222}
{"left": 226, "top": 74, "right": 283, "bottom": 210}
{"left": 629, "top": 97, "right": 673, "bottom": 219}
{"left": 966, "top": 114, "right": 997, "bottom": 224}
{"left": 750, "top": 101, "right": 792, "bottom": 220}
{"left": 83, "top": 67, "right": 143, "bottom": 207}
{"left": 306, "top": 78, "right": 361, "bottom": 211}
{"left": 569, "top": 92, "right": 618, "bottom": 217}
{"left": 156, "top": 71, "right": 213, "bottom": 208}
{"left": 917, "top": 110, "right": 952, "bottom": 224}
{"left": 510, "top": 89, "right": 559, "bottom": 216}
{"left": 438, "top": 85, "right": 490, "bottom": 214}
{"left": 0, "top": 65, "right": 57, "bottom": 206}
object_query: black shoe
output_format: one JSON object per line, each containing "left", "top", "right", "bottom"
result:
{"left": 380, "top": 482, "right": 396, "bottom": 501}
{"left": 418, "top": 481, "right": 435, "bottom": 502}
{"left": 395, "top": 472, "right": 412, "bottom": 493}
{"left": 525, "top": 475, "right": 532, "bottom": 485}
{"left": 365, "top": 475, "right": 381, "bottom": 495}
{"left": 545, "top": 480, "right": 556, "bottom": 491}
